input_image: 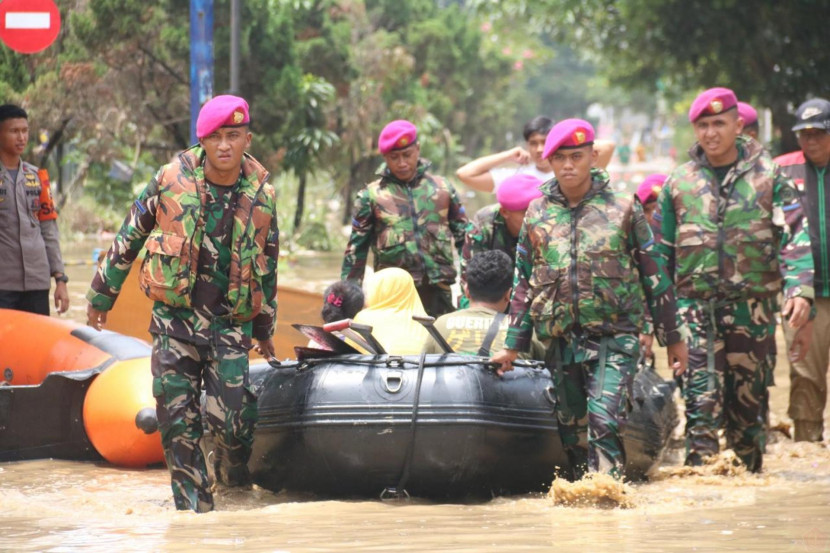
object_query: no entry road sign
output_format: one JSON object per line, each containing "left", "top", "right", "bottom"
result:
{"left": 0, "top": 0, "right": 61, "bottom": 54}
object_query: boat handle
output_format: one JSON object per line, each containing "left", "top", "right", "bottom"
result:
{"left": 544, "top": 385, "right": 556, "bottom": 405}
{"left": 384, "top": 370, "right": 403, "bottom": 393}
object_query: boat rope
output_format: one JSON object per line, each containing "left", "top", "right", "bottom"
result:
{"left": 380, "top": 351, "right": 427, "bottom": 501}
{"left": 298, "top": 355, "right": 545, "bottom": 372}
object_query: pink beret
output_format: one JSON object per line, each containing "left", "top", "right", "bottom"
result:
{"left": 196, "top": 95, "right": 250, "bottom": 139}
{"left": 496, "top": 174, "right": 543, "bottom": 211}
{"left": 543, "top": 118, "right": 595, "bottom": 159}
{"left": 378, "top": 120, "right": 418, "bottom": 154}
{"left": 737, "top": 101, "right": 758, "bottom": 126}
{"left": 688, "top": 87, "right": 737, "bottom": 122}
{"left": 636, "top": 174, "right": 667, "bottom": 204}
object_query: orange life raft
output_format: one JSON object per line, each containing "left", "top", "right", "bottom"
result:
{"left": 0, "top": 308, "right": 163, "bottom": 467}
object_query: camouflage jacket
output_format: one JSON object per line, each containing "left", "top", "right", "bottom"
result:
{"left": 87, "top": 145, "right": 279, "bottom": 342}
{"left": 504, "top": 169, "right": 685, "bottom": 352}
{"left": 657, "top": 136, "right": 814, "bottom": 302}
{"left": 775, "top": 150, "right": 829, "bottom": 298}
{"left": 459, "top": 204, "right": 517, "bottom": 306}
{"left": 341, "top": 160, "right": 467, "bottom": 285}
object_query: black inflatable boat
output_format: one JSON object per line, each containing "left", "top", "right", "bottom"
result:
{"left": 247, "top": 353, "right": 677, "bottom": 499}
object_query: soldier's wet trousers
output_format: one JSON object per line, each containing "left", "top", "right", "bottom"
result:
{"left": 678, "top": 297, "right": 775, "bottom": 472}
{"left": 416, "top": 282, "right": 455, "bottom": 318}
{"left": 151, "top": 334, "right": 257, "bottom": 513}
{"left": 784, "top": 297, "right": 830, "bottom": 442}
{"left": 548, "top": 333, "right": 638, "bottom": 480}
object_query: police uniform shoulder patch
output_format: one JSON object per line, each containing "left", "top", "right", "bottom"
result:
{"left": 24, "top": 173, "right": 40, "bottom": 187}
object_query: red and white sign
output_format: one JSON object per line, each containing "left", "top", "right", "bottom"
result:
{"left": 0, "top": 0, "right": 61, "bottom": 54}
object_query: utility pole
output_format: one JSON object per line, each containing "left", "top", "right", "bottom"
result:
{"left": 189, "top": 0, "right": 214, "bottom": 144}
{"left": 230, "top": 0, "right": 240, "bottom": 94}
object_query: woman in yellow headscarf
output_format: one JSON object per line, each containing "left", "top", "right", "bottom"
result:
{"left": 353, "top": 268, "right": 430, "bottom": 354}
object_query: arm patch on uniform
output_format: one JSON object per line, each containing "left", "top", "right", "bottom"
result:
{"left": 37, "top": 169, "right": 58, "bottom": 222}
{"left": 134, "top": 199, "right": 147, "bottom": 214}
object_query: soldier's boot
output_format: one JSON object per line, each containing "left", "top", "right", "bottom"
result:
{"left": 684, "top": 452, "right": 706, "bottom": 467}
{"left": 793, "top": 420, "right": 824, "bottom": 442}
{"left": 738, "top": 447, "right": 763, "bottom": 473}
{"left": 213, "top": 448, "right": 252, "bottom": 488}
{"left": 566, "top": 448, "right": 589, "bottom": 481}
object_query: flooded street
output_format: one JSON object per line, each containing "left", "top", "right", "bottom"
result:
{"left": 2, "top": 238, "right": 829, "bottom": 552}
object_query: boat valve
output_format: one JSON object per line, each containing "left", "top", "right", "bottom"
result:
{"left": 135, "top": 407, "right": 159, "bottom": 434}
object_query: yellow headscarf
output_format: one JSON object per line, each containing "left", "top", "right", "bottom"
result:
{"left": 353, "top": 268, "right": 430, "bottom": 354}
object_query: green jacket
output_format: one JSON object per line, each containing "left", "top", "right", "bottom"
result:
{"left": 341, "top": 160, "right": 467, "bottom": 285}
{"left": 87, "top": 145, "right": 279, "bottom": 338}
{"left": 505, "top": 169, "right": 684, "bottom": 352}
{"left": 657, "top": 136, "right": 814, "bottom": 302}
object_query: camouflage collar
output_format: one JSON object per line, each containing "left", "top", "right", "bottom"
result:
{"left": 376, "top": 158, "right": 431, "bottom": 186}
{"left": 543, "top": 168, "right": 610, "bottom": 207}
{"left": 688, "top": 134, "right": 762, "bottom": 174}
{"left": 179, "top": 145, "right": 270, "bottom": 189}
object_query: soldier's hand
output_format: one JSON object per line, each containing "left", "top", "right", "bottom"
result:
{"left": 54, "top": 282, "right": 70, "bottom": 314}
{"left": 254, "top": 338, "right": 276, "bottom": 360}
{"left": 638, "top": 333, "right": 654, "bottom": 359}
{"left": 490, "top": 348, "right": 519, "bottom": 376}
{"left": 783, "top": 297, "right": 811, "bottom": 329}
{"left": 86, "top": 304, "right": 107, "bottom": 331}
{"left": 789, "top": 320, "right": 813, "bottom": 363}
{"left": 666, "top": 340, "right": 688, "bottom": 378}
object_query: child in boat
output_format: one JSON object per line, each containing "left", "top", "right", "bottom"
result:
{"left": 321, "top": 280, "right": 364, "bottom": 324}
{"left": 422, "top": 250, "right": 545, "bottom": 358}
{"left": 307, "top": 281, "right": 365, "bottom": 350}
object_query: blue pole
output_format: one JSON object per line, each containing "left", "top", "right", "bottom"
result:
{"left": 190, "top": 0, "right": 214, "bottom": 145}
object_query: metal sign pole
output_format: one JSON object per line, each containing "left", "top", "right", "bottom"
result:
{"left": 189, "top": 0, "right": 214, "bottom": 145}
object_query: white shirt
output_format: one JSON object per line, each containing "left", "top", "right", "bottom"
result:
{"left": 489, "top": 164, "right": 554, "bottom": 192}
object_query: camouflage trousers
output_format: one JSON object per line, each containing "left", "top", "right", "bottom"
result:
{"left": 151, "top": 334, "right": 257, "bottom": 513}
{"left": 678, "top": 297, "right": 776, "bottom": 472}
{"left": 416, "top": 282, "right": 455, "bottom": 318}
{"left": 548, "top": 333, "right": 638, "bottom": 480}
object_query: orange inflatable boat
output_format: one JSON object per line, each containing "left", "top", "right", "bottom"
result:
{"left": 0, "top": 308, "right": 164, "bottom": 467}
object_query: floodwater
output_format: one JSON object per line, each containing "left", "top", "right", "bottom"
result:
{"left": 2, "top": 239, "right": 829, "bottom": 552}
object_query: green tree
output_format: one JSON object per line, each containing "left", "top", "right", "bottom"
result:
{"left": 283, "top": 75, "right": 339, "bottom": 232}
{"left": 472, "top": 0, "right": 830, "bottom": 153}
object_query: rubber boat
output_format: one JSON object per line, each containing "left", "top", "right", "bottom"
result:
{"left": 246, "top": 352, "right": 678, "bottom": 499}
{"left": 0, "top": 309, "right": 164, "bottom": 467}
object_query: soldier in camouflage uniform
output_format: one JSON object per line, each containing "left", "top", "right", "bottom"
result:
{"left": 341, "top": 120, "right": 467, "bottom": 317}
{"left": 86, "top": 96, "right": 279, "bottom": 512}
{"left": 656, "top": 88, "right": 814, "bottom": 471}
{"left": 459, "top": 174, "right": 542, "bottom": 308}
{"left": 492, "top": 119, "right": 688, "bottom": 480}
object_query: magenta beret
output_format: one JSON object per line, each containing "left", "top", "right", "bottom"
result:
{"left": 543, "top": 118, "right": 595, "bottom": 159}
{"left": 636, "top": 174, "right": 667, "bottom": 204}
{"left": 688, "top": 87, "right": 737, "bottom": 122}
{"left": 196, "top": 95, "right": 250, "bottom": 139}
{"left": 737, "top": 101, "right": 758, "bottom": 126}
{"left": 496, "top": 174, "right": 543, "bottom": 211}
{"left": 378, "top": 120, "right": 418, "bottom": 154}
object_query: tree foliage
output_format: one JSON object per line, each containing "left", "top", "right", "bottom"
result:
{"left": 0, "top": 0, "right": 603, "bottom": 238}
{"left": 472, "top": 0, "right": 830, "bottom": 152}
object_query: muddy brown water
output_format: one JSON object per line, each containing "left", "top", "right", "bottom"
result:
{"left": 2, "top": 239, "right": 829, "bottom": 552}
